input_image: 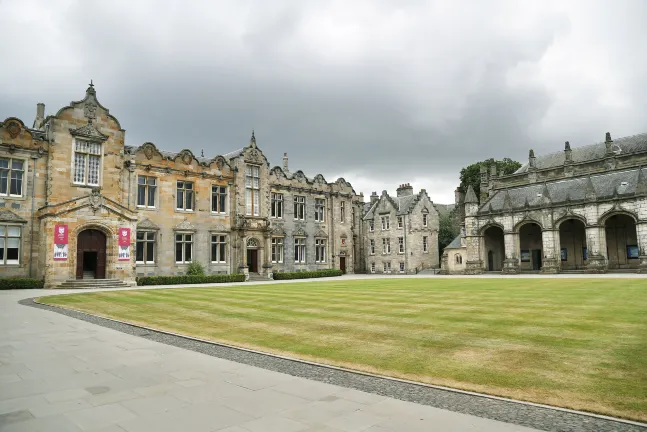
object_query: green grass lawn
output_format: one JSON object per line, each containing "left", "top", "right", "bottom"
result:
{"left": 39, "top": 278, "right": 647, "bottom": 421}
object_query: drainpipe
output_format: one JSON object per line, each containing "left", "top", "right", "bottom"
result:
{"left": 28, "top": 155, "right": 38, "bottom": 278}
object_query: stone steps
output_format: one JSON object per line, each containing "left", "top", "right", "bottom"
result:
{"left": 57, "top": 279, "right": 131, "bottom": 289}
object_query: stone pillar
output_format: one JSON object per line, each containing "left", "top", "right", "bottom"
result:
{"left": 636, "top": 222, "right": 647, "bottom": 273}
{"left": 502, "top": 231, "right": 520, "bottom": 274}
{"left": 541, "top": 229, "right": 559, "bottom": 273}
{"left": 262, "top": 233, "right": 273, "bottom": 279}
{"left": 585, "top": 226, "right": 607, "bottom": 273}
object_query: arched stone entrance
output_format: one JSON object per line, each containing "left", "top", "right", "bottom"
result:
{"left": 519, "top": 223, "right": 542, "bottom": 271}
{"left": 559, "top": 219, "right": 587, "bottom": 270}
{"left": 76, "top": 229, "right": 107, "bottom": 279}
{"left": 605, "top": 214, "right": 638, "bottom": 270}
{"left": 246, "top": 237, "right": 260, "bottom": 273}
{"left": 483, "top": 226, "right": 504, "bottom": 271}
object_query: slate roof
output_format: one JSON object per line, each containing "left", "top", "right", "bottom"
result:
{"left": 363, "top": 193, "right": 426, "bottom": 219}
{"left": 223, "top": 148, "right": 245, "bottom": 159}
{"left": 515, "top": 133, "right": 647, "bottom": 173}
{"left": 124, "top": 145, "right": 237, "bottom": 164}
{"left": 480, "top": 167, "right": 647, "bottom": 214}
{"left": 444, "top": 235, "right": 463, "bottom": 250}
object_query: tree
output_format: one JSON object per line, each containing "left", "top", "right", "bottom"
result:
{"left": 438, "top": 209, "right": 459, "bottom": 257}
{"left": 459, "top": 158, "right": 522, "bottom": 199}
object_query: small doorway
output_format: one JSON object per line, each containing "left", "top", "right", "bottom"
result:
{"left": 247, "top": 249, "right": 258, "bottom": 273}
{"left": 532, "top": 250, "right": 542, "bottom": 271}
{"left": 76, "top": 229, "right": 106, "bottom": 279}
{"left": 339, "top": 257, "right": 346, "bottom": 274}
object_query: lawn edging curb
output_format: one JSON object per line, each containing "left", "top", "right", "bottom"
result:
{"left": 24, "top": 295, "right": 647, "bottom": 432}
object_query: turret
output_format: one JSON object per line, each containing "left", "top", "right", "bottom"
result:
{"left": 464, "top": 185, "right": 479, "bottom": 216}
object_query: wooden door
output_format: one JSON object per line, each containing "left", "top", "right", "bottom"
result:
{"left": 339, "top": 257, "right": 346, "bottom": 274}
{"left": 76, "top": 229, "right": 107, "bottom": 279}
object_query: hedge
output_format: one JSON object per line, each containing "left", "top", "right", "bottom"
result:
{"left": 137, "top": 274, "right": 245, "bottom": 286}
{"left": 0, "top": 278, "right": 45, "bottom": 290}
{"left": 273, "top": 269, "right": 343, "bottom": 280}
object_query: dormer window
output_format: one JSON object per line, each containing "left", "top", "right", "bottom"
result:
{"left": 73, "top": 140, "right": 101, "bottom": 186}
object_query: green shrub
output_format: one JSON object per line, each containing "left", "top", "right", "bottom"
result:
{"left": 186, "top": 262, "right": 205, "bottom": 276}
{"left": 273, "top": 269, "right": 343, "bottom": 280}
{"left": 0, "top": 278, "right": 45, "bottom": 290}
{"left": 136, "top": 274, "right": 245, "bottom": 286}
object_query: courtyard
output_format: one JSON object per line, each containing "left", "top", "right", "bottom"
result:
{"left": 39, "top": 277, "right": 647, "bottom": 422}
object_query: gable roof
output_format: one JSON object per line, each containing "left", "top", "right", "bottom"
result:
{"left": 444, "top": 235, "right": 463, "bottom": 250}
{"left": 515, "top": 133, "right": 647, "bottom": 173}
{"left": 363, "top": 191, "right": 432, "bottom": 219}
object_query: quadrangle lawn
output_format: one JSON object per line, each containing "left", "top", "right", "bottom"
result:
{"left": 39, "top": 278, "right": 647, "bottom": 421}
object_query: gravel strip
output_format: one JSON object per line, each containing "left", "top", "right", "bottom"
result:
{"left": 21, "top": 298, "right": 646, "bottom": 432}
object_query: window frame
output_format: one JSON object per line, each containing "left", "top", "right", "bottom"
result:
{"left": 211, "top": 185, "right": 227, "bottom": 214}
{"left": 271, "top": 193, "right": 283, "bottom": 219}
{"left": 370, "top": 262, "right": 376, "bottom": 273}
{"left": 381, "top": 216, "right": 390, "bottom": 230}
{"left": 294, "top": 237, "right": 306, "bottom": 263}
{"left": 136, "top": 175, "right": 157, "bottom": 209}
{"left": 72, "top": 139, "right": 102, "bottom": 187}
{"left": 369, "top": 220, "right": 374, "bottom": 232}
{"left": 294, "top": 195, "right": 306, "bottom": 221}
{"left": 271, "top": 237, "right": 284, "bottom": 263}
{"left": 397, "top": 216, "right": 403, "bottom": 229}
{"left": 245, "top": 165, "right": 260, "bottom": 216}
{"left": 314, "top": 198, "right": 325, "bottom": 223}
{"left": 0, "top": 157, "right": 26, "bottom": 198}
{"left": 135, "top": 231, "right": 156, "bottom": 264}
{"left": 398, "top": 237, "right": 404, "bottom": 253}
{"left": 423, "top": 213, "right": 428, "bottom": 227}
{"left": 382, "top": 238, "right": 391, "bottom": 254}
{"left": 175, "top": 232, "right": 193, "bottom": 264}
{"left": 176, "top": 181, "right": 195, "bottom": 212}
{"left": 0, "top": 224, "right": 21, "bottom": 265}
{"left": 340, "top": 201, "right": 345, "bottom": 223}
{"left": 210, "top": 234, "right": 227, "bottom": 263}
{"left": 369, "top": 239, "right": 375, "bottom": 255}
{"left": 315, "top": 238, "right": 326, "bottom": 263}
{"left": 423, "top": 235, "right": 429, "bottom": 253}
{"left": 400, "top": 262, "right": 405, "bottom": 273}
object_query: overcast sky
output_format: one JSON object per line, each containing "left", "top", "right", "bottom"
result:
{"left": 1, "top": 0, "right": 646, "bottom": 203}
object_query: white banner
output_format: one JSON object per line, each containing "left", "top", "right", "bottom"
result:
{"left": 53, "top": 243, "right": 68, "bottom": 261}
{"left": 118, "top": 245, "right": 130, "bottom": 261}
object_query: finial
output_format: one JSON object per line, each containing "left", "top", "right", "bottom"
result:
{"left": 201, "top": 148, "right": 204, "bottom": 158}
{"left": 89, "top": 79, "right": 94, "bottom": 88}
{"left": 529, "top": 149, "right": 535, "bottom": 158}
{"left": 251, "top": 129, "right": 255, "bottom": 140}
{"left": 605, "top": 132, "right": 612, "bottom": 142}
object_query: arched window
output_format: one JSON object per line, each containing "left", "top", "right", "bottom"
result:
{"left": 455, "top": 254, "right": 462, "bottom": 264}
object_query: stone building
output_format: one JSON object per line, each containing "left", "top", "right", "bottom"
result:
{"left": 0, "top": 84, "right": 364, "bottom": 287}
{"left": 441, "top": 132, "right": 647, "bottom": 274}
{"left": 363, "top": 184, "right": 440, "bottom": 274}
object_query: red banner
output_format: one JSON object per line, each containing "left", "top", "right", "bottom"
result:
{"left": 54, "top": 224, "right": 68, "bottom": 244}
{"left": 118, "top": 228, "right": 130, "bottom": 246}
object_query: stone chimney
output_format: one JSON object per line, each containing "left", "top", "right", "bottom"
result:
{"left": 370, "top": 191, "right": 379, "bottom": 205}
{"left": 396, "top": 183, "right": 413, "bottom": 197}
{"left": 490, "top": 164, "right": 497, "bottom": 178}
{"left": 605, "top": 132, "right": 614, "bottom": 154}
{"left": 283, "top": 152, "right": 289, "bottom": 171}
{"left": 564, "top": 141, "right": 572, "bottom": 163}
{"left": 33, "top": 103, "right": 45, "bottom": 129}
{"left": 528, "top": 149, "right": 536, "bottom": 169}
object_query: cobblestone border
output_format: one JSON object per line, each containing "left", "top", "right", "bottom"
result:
{"left": 21, "top": 297, "right": 647, "bottom": 432}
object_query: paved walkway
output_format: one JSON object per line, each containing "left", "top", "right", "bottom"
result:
{"left": 0, "top": 288, "right": 542, "bottom": 432}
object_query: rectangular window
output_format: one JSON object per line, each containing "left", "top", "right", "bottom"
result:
{"left": 387, "top": 262, "right": 391, "bottom": 273}
{"left": 315, "top": 199, "right": 325, "bottom": 222}
{"left": 369, "top": 220, "right": 374, "bottom": 232}
{"left": 397, "top": 216, "right": 403, "bottom": 229}
{"left": 423, "top": 214, "right": 428, "bottom": 227}
{"left": 175, "top": 233, "right": 193, "bottom": 263}
{"left": 315, "top": 239, "right": 326, "bottom": 263}
{"left": 211, "top": 186, "right": 227, "bottom": 214}
{"left": 176, "top": 181, "right": 194, "bottom": 211}
{"left": 0, "top": 158, "right": 25, "bottom": 197}
{"left": 381, "top": 216, "right": 390, "bottom": 230}
{"left": 0, "top": 225, "right": 21, "bottom": 265}
{"left": 211, "top": 234, "right": 227, "bottom": 263}
{"left": 423, "top": 236, "right": 428, "bottom": 253}
{"left": 73, "top": 140, "right": 101, "bottom": 186}
{"left": 245, "top": 165, "right": 260, "bottom": 216}
{"left": 137, "top": 176, "right": 157, "bottom": 208}
{"left": 294, "top": 196, "right": 306, "bottom": 220}
{"left": 369, "top": 239, "right": 375, "bottom": 255}
{"left": 135, "top": 231, "right": 155, "bottom": 264}
{"left": 382, "top": 238, "right": 391, "bottom": 254}
{"left": 294, "top": 238, "right": 306, "bottom": 263}
{"left": 271, "top": 193, "right": 283, "bottom": 218}
{"left": 271, "top": 238, "right": 284, "bottom": 263}
{"left": 398, "top": 237, "right": 404, "bottom": 253}
{"left": 340, "top": 201, "right": 345, "bottom": 222}
{"left": 371, "top": 262, "right": 376, "bottom": 273}
{"left": 400, "top": 262, "right": 405, "bottom": 273}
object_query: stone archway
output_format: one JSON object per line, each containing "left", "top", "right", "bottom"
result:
{"left": 76, "top": 229, "right": 107, "bottom": 279}
{"left": 605, "top": 214, "right": 638, "bottom": 270}
{"left": 519, "top": 222, "right": 542, "bottom": 271}
{"left": 482, "top": 226, "right": 504, "bottom": 271}
{"left": 559, "top": 219, "right": 587, "bottom": 270}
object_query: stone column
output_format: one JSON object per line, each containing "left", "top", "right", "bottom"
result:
{"left": 262, "top": 232, "right": 273, "bottom": 279}
{"left": 502, "top": 231, "right": 520, "bottom": 274}
{"left": 541, "top": 229, "right": 559, "bottom": 273}
{"left": 585, "top": 226, "right": 607, "bottom": 273}
{"left": 636, "top": 222, "right": 647, "bottom": 273}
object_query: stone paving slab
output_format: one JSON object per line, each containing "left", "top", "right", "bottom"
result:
{"left": 3, "top": 285, "right": 646, "bottom": 432}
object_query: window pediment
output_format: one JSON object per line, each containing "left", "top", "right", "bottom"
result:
{"left": 174, "top": 218, "right": 196, "bottom": 232}
{"left": 69, "top": 122, "right": 108, "bottom": 142}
